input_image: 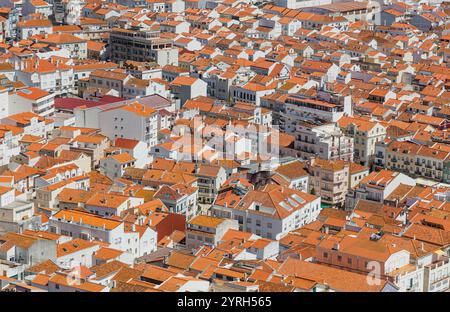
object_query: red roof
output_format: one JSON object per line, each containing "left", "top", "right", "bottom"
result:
{"left": 115, "top": 138, "right": 140, "bottom": 149}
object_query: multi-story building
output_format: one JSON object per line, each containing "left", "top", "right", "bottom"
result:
{"left": 0, "top": 187, "right": 38, "bottom": 233}
{"left": 273, "top": 160, "right": 309, "bottom": 192}
{"left": 16, "top": 59, "right": 74, "bottom": 96}
{"left": 195, "top": 164, "right": 227, "bottom": 205}
{"left": 99, "top": 152, "right": 136, "bottom": 180}
{"left": 37, "top": 34, "right": 88, "bottom": 59}
{"left": 316, "top": 234, "right": 411, "bottom": 277}
{"left": 49, "top": 209, "right": 157, "bottom": 258}
{"left": 346, "top": 170, "right": 416, "bottom": 209}
{"left": 170, "top": 76, "right": 207, "bottom": 107}
{"left": 84, "top": 69, "right": 131, "bottom": 98}
{"left": 0, "top": 232, "right": 56, "bottom": 266}
{"left": 16, "top": 19, "right": 52, "bottom": 40}
{"left": 186, "top": 215, "right": 239, "bottom": 250}
{"left": 212, "top": 184, "right": 321, "bottom": 240}
{"left": 9, "top": 87, "right": 55, "bottom": 117}
{"left": 294, "top": 122, "right": 354, "bottom": 162}
{"left": 281, "top": 94, "right": 352, "bottom": 126}
{"left": 98, "top": 102, "right": 158, "bottom": 148}
{"left": 338, "top": 116, "right": 387, "bottom": 166}
{"left": 109, "top": 28, "right": 178, "bottom": 67}
{"left": 153, "top": 184, "right": 198, "bottom": 219}
{"left": 307, "top": 158, "right": 349, "bottom": 209}
{"left": 383, "top": 141, "right": 450, "bottom": 182}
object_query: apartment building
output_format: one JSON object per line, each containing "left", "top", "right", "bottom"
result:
{"left": 98, "top": 102, "right": 158, "bottom": 148}
{"left": 16, "top": 19, "right": 52, "bottom": 39}
{"left": 186, "top": 215, "right": 239, "bottom": 250}
{"left": 49, "top": 210, "right": 157, "bottom": 258}
{"left": 153, "top": 184, "right": 198, "bottom": 219}
{"left": 0, "top": 187, "right": 38, "bottom": 233}
{"left": 195, "top": 164, "right": 227, "bottom": 205}
{"left": 384, "top": 141, "right": 450, "bottom": 182}
{"left": 99, "top": 152, "right": 136, "bottom": 180}
{"left": 230, "top": 82, "right": 277, "bottom": 106}
{"left": 338, "top": 116, "right": 387, "bottom": 166}
{"left": 70, "top": 134, "right": 111, "bottom": 168}
{"left": 37, "top": 34, "right": 88, "bottom": 59}
{"left": 85, "top": 69, "right": 131, "bottom": 97}
{"left": 282, "top": 94, "right": 352, "bottom": 126}
{"left": 212, "top": 184, "right": 321, "bottom": 240}
{"left": 9, "top": 87, "right": 55, "bottom": 117}
{"left": 0, "top": 232, "right": 56, "bottom": 266}
{"left": 316, "top": 234, "right": 411, "bottom": 277}
{"left": 273, "top": 160, "right": 309, "bottom": 192}
{"left": 109, "top": 28, "right": 178, "bottom": 67}
{"left": 16, "top": 59, "right": 74, "bottom": 96}
{"left": 170, "top": 76, "right": 207, "bottom": 106}
{"left": 22, "top": 0, "right": 53, "bottom": 18}
{"left": 1, "top": 111, "right": 53, "bottom": 137}
{"left": 294, "top": 122, "right": 354, "bottom": 162}
{"left": 346, "top": 170, "right": 416, "bottom": 209}
{"left": 307, "top": 158, "right": 349, "bottom": 209}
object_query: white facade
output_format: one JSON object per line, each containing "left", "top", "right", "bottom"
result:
{"left": 98, "top": 105, "right": 158, "bottom": 148}
{"left": 49, "top": 211, "right": 157, "bottom": 258}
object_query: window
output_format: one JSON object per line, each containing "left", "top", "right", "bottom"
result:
{"left": 323, "top": 252, "right": 328, "bottom": 258}
{"left": 337, "top": 255, "right": 342, "bottom": 262}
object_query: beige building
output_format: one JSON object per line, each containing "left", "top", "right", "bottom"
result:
{"left": 385, "top": 141, "right": 450, "bottom": 182}
{"left": 338, "top": 116, "right": 386, "bottom": 167}
{"left": 186, "top": 215, "right": 239, "bottom": 250}
{"left": 307, "top": 158, "right": 349, "bottom": 209}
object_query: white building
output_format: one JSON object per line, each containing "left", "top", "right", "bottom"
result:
{"left": 99, "top": 152, "right": 136, "bottom": 180}
{"left": 347, "top": 169, "right": 416, "bottom": 208}
{"left": 16, "top": 59, "right": 74, "bottom": 96}
{"left": 17, "top": 19, "right": 52, "bottom": 40}
{"left": 212, "top": 184, "right": 321, "bottom": 240}
{"left": 98, "top": 102, "right": 158, "bottom": 148}
{"left": 9, "top": 87, "right": 55, "bottom": 117}
{"left": 49, "top": 209, "right": 157, "bottom": 258}
{"left": 170, "top": 76, "right": 207, "bottom": 106}
{"left": 114, "top": 138, "right": 151, "bottom": 169}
